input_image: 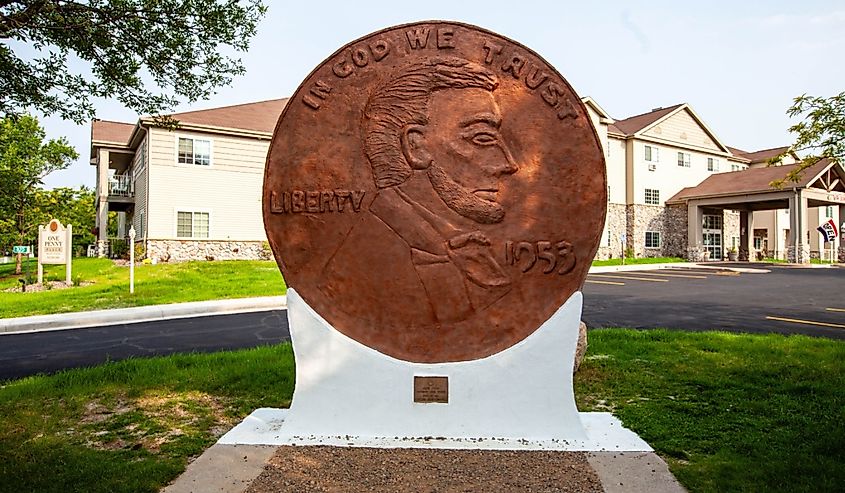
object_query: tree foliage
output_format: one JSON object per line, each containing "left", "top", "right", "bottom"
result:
{"left": 0, "top": 1, "right": 267, "bottom": 123}
{"left": 0, "top": 114, "right": 77, "bottom": 272}
{"left": 771, "top": 91, "right": 844, "bottom": 187}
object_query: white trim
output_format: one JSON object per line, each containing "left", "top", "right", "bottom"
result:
{"left": 174, "top": 134, "right": 214, "bottom": 167}
{"left": 174, "top": 208, "right": 213, "bottom": 239}
{"left": 645, "top": 231, "right": 661, "bottom": 248}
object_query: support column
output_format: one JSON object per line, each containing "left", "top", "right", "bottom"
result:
{"left": 686, "top": 201, "right": 704, "bottom": 261}
{"left": 788, "top": 191, "right": 809, "bottom": 263}
{"left": 739, "top": 210, "right": 753, "bottom": 261}
{"left": 97, "top": 149, "right": 110, "bottom": 257}
{"left": 839, "top": 204, "right": 845, "bottom": 263}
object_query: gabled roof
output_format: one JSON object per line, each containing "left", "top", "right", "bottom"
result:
{"left": 159, "top": 98, "right": 288, "bottom": 135}
{"left": 611, "top": 104, "right": 683, "bottom": 135}
{"left": 667, "top": 158, "right": 835, "bottom": 203}
{"left": 580, "top": 96, "right": 614, "bottom": 124}
{"left": 91, "top": 120, "right": 135, "bottom": 146}
{"left": 732, "top": 146, "right": 792, "bottom": 164}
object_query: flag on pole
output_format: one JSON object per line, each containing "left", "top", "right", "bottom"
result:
{"left": 817, "top": 218, "right": 838, "bottom": 242}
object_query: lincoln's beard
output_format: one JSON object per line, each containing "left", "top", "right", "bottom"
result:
{"left": 427, "top": 164, "right": 505, "bottom": 224}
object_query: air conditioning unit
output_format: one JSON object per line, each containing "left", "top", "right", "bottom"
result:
{"left": 648, "top": 163, "right": 656, "bottom": 171}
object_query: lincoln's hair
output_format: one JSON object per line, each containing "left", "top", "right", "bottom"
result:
{"left": 363, "top": 58, "right": 498, "bottom": 188}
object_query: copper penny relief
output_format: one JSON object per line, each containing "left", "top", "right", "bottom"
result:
{"left": 264, "top": 21, "right": 606, "bottom": 363}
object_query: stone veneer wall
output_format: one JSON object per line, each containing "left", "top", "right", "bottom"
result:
{"left": 663, "top": 205, "right": 688, "bottom": 258}
{"left": 146, "top": 240, "right": 272, "bottom": 263}
{"left": 722, "top": 210, "right": 740, "bottom": 256}
{"left": 595, "top": 203, "right": 627, "bottom": 260}
{"left": 626, "top": 204, "right": 670, "bottom": 258}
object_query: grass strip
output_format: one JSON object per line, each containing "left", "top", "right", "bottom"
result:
{"left": 591, "top": 257, "right": 686, "bottom": 266}
{"left": 0, "top": 258, "right": 286, "bottom": 318}
{"left": 575, "top": 329, "right": 845, "bottom": 493}
{"left": 0, "top": 344, "right": 294, "bottom": 493}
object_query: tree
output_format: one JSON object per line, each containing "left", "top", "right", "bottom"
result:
{"left": 771, "top": 91, "right": 844, "bottom": 187}
{"left": 0, "top": 114, "right": 77, "bottom": 274}
{"left": 1, "top": 1, "right": 267, "bottom": 123}
{"left": 36, "top": 186, "right": 97, "bottom": 253}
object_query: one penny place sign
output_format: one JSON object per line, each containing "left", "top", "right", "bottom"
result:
{"left": 263, "top": 21, "right": 606, "bottom": 365}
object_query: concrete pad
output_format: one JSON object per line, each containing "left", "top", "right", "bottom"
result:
{"left": 162, "top": 444, "right": 276, "bottom": 493}
{"left": 588, "top": 451, "right": 687, "bottom": 493}
{"left": 218, "top": 408, "right": 652, "bottom": 452}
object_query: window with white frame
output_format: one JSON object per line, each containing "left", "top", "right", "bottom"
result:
{"left": 644, "top": 188, "right": 660, "bottom": 205}
{"left": 826, "top": 206, "right": 834, "bottom": 218}
{"left": 645, "top": 231, "right": 661, "bottom": 248}
{"left": 177, "top": 211, "right": 209, "bottom": 238}
{"left": 677, "top": 152, "right": 691, "bottom": 167}
{"left": 707, "top": 157, "right": 719, "bottom": 172}
{"left": 177, "top": 137, "right": 211, "bottom": 166}
{"left": 731, "top": 164, "right": 742, "bottom": 171}
{"left": 645, "top": 145, "right": 659, "bottom": 162}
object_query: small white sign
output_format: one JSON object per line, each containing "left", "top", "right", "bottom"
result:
{"left": 40, "top": 219, "right": 69, "bottom": 265}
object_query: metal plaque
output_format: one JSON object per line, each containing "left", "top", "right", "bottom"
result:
{"left": 413, "top": 376, "right": 449, "bottom": 403}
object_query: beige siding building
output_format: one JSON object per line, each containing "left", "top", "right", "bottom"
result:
{"left": 91, "top": 99, "right": 286, "bottom": 262}
{"left": 91, "top": 96, "right": 844, "bottom": 264}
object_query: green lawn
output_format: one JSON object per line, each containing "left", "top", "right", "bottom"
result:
{"left": 1, "top": 330, "right": 842, "bottom": 492}
{"left": 0, "top": 258, "right": 286, "bottom": 318}
{"left": 576, "top": 329, "right": 845, "bottom": 493}
{"left": 591, "top": 256, "right": 686, "bottom": 266}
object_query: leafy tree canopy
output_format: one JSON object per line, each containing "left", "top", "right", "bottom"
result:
{"left": 771, "top": 91, "right": 844, "bottom": 187}
{"left": 1, "top": 1, "right": 267, "bottom": 123}
{"left": 0, "top": 114, "right": 77, "bottom": 271}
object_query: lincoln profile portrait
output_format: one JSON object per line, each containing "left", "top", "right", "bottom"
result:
{"left": 320, "top": 57, "right": 522, "bottom": 328}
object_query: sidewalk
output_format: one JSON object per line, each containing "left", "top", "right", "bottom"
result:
{"left": 0, "top": 262, "right": 768, "bottom": 335}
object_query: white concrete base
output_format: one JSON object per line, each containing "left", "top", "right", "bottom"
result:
{"left": 218, "top": 408, "right": 652, "bottom": 452}
{"left": 217, "top": 289, "right": 651, "bottom": 451}
{"left": 275, "top": 288, "right": 588, "bottom": 443}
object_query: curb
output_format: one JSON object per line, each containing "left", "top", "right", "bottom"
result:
{"left": 0, "top": 296, "right": 287, "bottom": 335}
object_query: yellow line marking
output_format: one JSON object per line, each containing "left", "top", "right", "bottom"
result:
{"left": 765, "top": 316, "right": 845, "bottom": 329}
{"left": 624, "top": 272, "right": 708, "bottom": 279}
{"left": 588, "top": 274, "right": 669, "bottom": 283}
{"left": 715, "top": 271, "right": 740, "bottom": 276}
{"left": 826, "top": 308, "right": 845, "bottom": 313}
{"left": 585, "top": 280, "right": 625, "bottom": 286}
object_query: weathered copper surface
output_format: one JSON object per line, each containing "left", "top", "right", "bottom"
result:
{"left": 264, "top": 21, "right": 606, "bottom": 363}
{"left": 413, "top": 376, "right": 449, "bottom": 403}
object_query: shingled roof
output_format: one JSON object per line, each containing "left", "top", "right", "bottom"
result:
{"left": 611, "top": 104, "right": 684, "bottom": 136}
{"left": 165, "top": 98, "right": 288, "bottom": 134}
{"left": 91, "top": 98, "right": 289, "bottom": 149}
{"left": 91, "top": 120, "right": 135, "bottom": 146}
{"left": 732, "top": 146, "right": 791, "bottom": 164}
{"left": 667, "top": 158, "right": 833, "bottom": 203}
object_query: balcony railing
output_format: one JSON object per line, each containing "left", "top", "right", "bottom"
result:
{"left": 108, "top": 174, "right": 134, "bottom": 197}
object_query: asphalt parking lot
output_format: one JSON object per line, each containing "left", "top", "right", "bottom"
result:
{"left": 581, "top": 263, "right": 845, "bottom": 339}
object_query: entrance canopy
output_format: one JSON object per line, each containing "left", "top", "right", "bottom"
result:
{"left": 667, "top": 158, "right": 845, "bottom": 262}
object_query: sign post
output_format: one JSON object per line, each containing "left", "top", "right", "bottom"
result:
{"left": 38, "top": 219, "right": 72, "bottom": 285}
{"left": 129, "top": 226, "right": 136, "bottom": 294}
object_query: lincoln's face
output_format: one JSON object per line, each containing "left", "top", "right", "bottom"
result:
{"left": 406, "top": 87, "right": 519, "bottom": 224}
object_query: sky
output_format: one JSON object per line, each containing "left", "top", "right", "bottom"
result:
{"left": 36, "top": 0, "right": 845, "bottom": 189}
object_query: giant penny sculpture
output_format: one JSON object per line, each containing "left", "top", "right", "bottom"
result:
{"left": 264, "top": 21, "right": 606, "bottom": 363}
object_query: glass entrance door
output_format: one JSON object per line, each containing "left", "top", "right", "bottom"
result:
{"left": 702, "top": 214, "right": 723, "bottom": 260}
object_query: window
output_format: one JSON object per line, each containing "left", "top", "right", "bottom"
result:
{"left": 707, "top": 157, "right": 719, "bottom": 172}
{"left": 177, "top": 211, "right": 209, "bottom": 238}
{"left": 177, "top": 137, "right": 211, "bottom": 166}
{"left": 753, "top": 237, "right": 762, "bottom": 250}
{"left": 677, "top": 152, "right": 691, "bottom": 167}
{"left": 826, "top": 206, "right": 834, "bottom": 218}
{"left": 644, "top": 188, "right": 660, "bottom": 205}
{"left": 645, "top": 145, "right": 659, "bottom": 162}
{"left": 731, "top": 164, "right": 742, "bottom": 171}
{"left": 645, "top": 231, "right": 661, "bottom": 248}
